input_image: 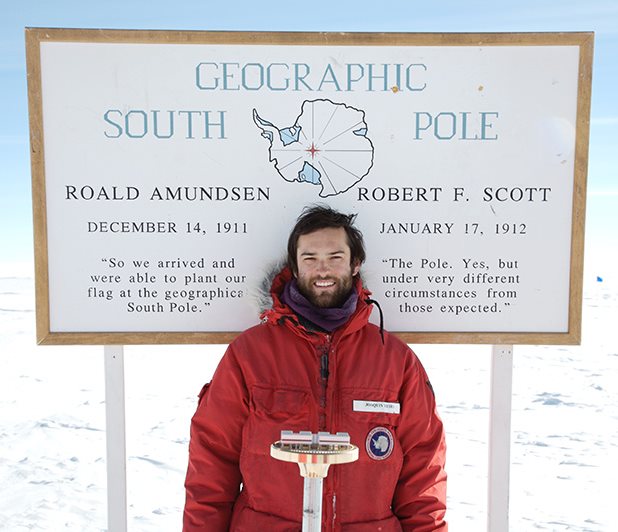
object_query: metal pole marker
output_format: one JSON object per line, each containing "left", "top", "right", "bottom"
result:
{"left": 271, "top": 431, "right": 359, "bottom": 532}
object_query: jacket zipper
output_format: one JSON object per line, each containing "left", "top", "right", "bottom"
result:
{"left": 320, "top": 334, "right": 336, "bottom": 531}
{"left": 319, "top": 334, "right": 330, "bottom": 428}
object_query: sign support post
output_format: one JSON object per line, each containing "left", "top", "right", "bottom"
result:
{"left": 104, "top": 345, "right": 128, "bottom": 532}
{"left": 487, "top": 345, "right": 514, "bottom": 532}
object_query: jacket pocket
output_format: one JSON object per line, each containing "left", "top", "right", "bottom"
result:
{"left": 336, "top": 389, "right": 403, "bottom": 524}
{"left": 245, "top": 385, "right": 312, "bottom": 451}
{"left": 339, "top": 388, "right": 401, "bottom": 464}
{"left": 231, "top": 502, "right": 301, "bottom": 531}
{"left": 240, "top": 386, "right": 312, "bottom": 522}
{"left": 251, "top": 385, "right": 310, "bottom": 422}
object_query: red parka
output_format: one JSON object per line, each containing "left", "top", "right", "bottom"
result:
{"left": 184, "top": 268, "right": 447, "bottom": 531}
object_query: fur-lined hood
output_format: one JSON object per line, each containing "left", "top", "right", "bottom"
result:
{"left": 252, "top": 258, "right": 288, "bottom": 315}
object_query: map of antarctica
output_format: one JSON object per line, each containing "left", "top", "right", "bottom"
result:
{"left": 253, "top": 99, "right": 374, "bottom": 197}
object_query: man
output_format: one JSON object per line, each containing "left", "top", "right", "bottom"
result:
{"left": 184, "top": 205, "right": 447, "bottom": 531}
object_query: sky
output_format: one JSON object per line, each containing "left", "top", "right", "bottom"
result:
{"left": 1, "top": 0, "right": 617, "bottom": 277}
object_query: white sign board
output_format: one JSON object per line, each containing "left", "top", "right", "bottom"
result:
{"left": 26, "top": 29, "right": 592, "bottom": 345}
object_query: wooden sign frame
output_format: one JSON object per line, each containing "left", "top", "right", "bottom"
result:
{"left": 26, "top": 28, "right": 593, "bottom": 345}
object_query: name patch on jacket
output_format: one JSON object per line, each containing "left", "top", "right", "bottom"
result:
{"left": 353, "top": 400, "right": 400, "bottom": 414}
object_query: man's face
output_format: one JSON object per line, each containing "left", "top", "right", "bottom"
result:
{"left": 295, "top": 227, "right": 360, "bottom": 308}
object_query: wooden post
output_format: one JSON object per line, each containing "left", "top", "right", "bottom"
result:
{"left": 487, "top": 345, "right": 513, "bottom": 532}
{"left": 104, "top": 345, "right": 128, "bottom": 532}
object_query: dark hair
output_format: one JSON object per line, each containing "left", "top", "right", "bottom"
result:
{"left": 287, "top": 205, "right": 366, "bottom": 274}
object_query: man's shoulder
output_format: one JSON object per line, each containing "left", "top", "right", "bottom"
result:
{"left": 228, "top": 320, "right": 294, "bottom": 353}
{"left": 361, "top": 322, "right": 411, "bottom": 348}
{"left": 229, "top": 321, "right": 269, "bottom": 346}
{"left": 354, "top": 322, "right": 419, "bottom": 364}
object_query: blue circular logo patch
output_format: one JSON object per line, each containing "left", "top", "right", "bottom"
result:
{"left": 366, "top": 427, "right": 394, "bottom": 460}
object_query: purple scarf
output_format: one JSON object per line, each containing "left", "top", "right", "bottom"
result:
{"left": 281, "top": 279, "right": 358, "bottom": 332}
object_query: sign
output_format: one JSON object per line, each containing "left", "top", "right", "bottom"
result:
{"left": 26, "top": 29, "right": 593, "bottom": 345}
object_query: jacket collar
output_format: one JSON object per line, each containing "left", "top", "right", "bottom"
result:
{"left": 260, "top": 266, "right": 373, "bottom": 338}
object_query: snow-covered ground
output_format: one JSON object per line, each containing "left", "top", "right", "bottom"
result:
{"left": 1, "top": 266, "right": 616, "bottom": 531}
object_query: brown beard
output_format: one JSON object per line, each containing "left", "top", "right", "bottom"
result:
{"left": 296, "top": 274, "right": 354, "bottom": 308}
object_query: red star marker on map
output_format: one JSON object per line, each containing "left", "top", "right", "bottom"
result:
{"left": 306, "top": 142, "right": 320, "bottom": 158}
